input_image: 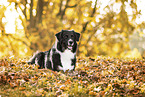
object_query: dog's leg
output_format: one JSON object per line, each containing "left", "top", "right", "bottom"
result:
{"left": 52, "top": 53, "right": 62, "bottom": 71}
{"left": 27, "top": 52, "right": 45, "bottom": 69}
{"left": 71, "top": 57, "right": 76, "bottom": 70}
{"left": 44, "top": 50, "right": 52, "bottom": 69}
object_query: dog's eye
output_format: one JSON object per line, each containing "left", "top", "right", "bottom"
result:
{"left": 71, "top": 35, "right": 74, "bottom": 38}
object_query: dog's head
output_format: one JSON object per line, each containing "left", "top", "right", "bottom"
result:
{"left": 55, "top": 30, "right": 80, "bottom": 51}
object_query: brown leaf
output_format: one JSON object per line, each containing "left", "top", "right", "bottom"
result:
{"left": 79, "top": 71, "right": 88, "bottom": 76}
{"left": 89, "top": 91, "right": 96, "bottom": 96}
{"left": 129, "top": 88, "right": 140, "bottom": 95}
{"left": 19, "top": 87, "right": 26, "bottom": 91}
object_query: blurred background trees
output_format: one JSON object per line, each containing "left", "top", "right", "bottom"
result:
{"left": 0, "top": 0, "right": 145, "bottom": 58}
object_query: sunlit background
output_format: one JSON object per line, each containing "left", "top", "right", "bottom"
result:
{"left": 0, "top": 0, "right": 145, "bottom": 58}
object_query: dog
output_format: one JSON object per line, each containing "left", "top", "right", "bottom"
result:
{"left": 28, "top": 30, "right": 80, "bottom": 72}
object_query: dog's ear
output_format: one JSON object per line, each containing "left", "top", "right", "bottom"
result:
{"left": 74, "top": 31, "right": 80, "bottom": 41}
{"left": 55, "top": 30, "right": 63, "bottom": 41}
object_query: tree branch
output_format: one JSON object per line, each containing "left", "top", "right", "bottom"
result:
{"left": 23, "top": 0, "right": 27, "bottom": 20}
{"left": 0, "top": 38, "right": 9, "bottom": 47}
{"left": 90, "top": 0, "right": 97, "bottom": 17}
{"left": 81, "top": 0, "right": 97, "bottom": 34}
{"left": 57, "top": 0, "right": 63, "bottom": 16}
{"left": 61, "top": 0, "right": 70, "bottom": 20}
{"left": 67, "top": 4, "right": 77, "bottom": 8}
{"left": 57, "top": 0, "right": 78, "bottom": 19}
{"left": 30, "top": 0, "right": 34, "bottom": 28}
{"left": 78, "top": 0, "right": 98, "bottom": 55}
{"left": 8, "top": 34, "right": 29, "bottom": 47}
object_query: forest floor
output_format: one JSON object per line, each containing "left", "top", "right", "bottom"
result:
{"left": 0, "top": 57, "right": 145, "bottom": 97}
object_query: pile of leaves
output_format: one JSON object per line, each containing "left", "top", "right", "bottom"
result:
{"left": 0, "top": 57, "right": 145, "bottom": 97}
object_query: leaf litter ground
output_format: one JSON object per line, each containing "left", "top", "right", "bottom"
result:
{"left": 0, "top": 57, "right": 145, "bottom": 96}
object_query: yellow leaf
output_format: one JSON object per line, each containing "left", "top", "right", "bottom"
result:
{"left": 19, "top": 87, "right": 26, "bottom": 91}
{"left": 89, "top": 91, "right": 96, "bottom": 96}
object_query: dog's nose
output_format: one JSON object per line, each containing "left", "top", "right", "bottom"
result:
{"left": 69, "top": 41, "right": 73, "bottom": 45}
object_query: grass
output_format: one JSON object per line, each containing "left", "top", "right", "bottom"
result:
{"left": 0, "top": 57, "right": 145, "bottom": 97}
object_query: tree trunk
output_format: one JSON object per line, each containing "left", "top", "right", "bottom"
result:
{"left": 36, "top": 0, "right": 44, "bottom": 25}
{"left": 30, "top": 0, "right": 34, "bottom": 28}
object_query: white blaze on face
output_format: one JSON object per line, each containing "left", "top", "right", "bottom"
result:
{"left": 68, "top": 39, "right": 74, "bottom": 50}
{"left": 58, "top": 49, "right": 75, "bottom": 72}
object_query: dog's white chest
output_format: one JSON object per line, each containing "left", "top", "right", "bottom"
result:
{"left": 59, "top": 49, "right": 75, "bottom": 72}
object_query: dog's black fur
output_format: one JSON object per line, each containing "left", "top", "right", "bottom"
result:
{"left": 28, "top": 30, "right": 80, "bottom": 72}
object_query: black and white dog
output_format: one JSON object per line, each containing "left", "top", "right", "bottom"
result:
{"left": 28, "top": 30, "right": 80, "bottom": 72}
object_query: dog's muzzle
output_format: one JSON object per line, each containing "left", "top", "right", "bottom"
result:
{"left": 67, "top": 39, "right": 74, "bottom": 50}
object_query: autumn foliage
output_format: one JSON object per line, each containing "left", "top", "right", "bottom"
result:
{"left": 0, "top": 0, "right": 145, "bottom": 96}
{"left": 0, "top": 0, "right": 145, "bottom": 58}
{"left": 0, "top": 57, "right": 145, "bottom": 96}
